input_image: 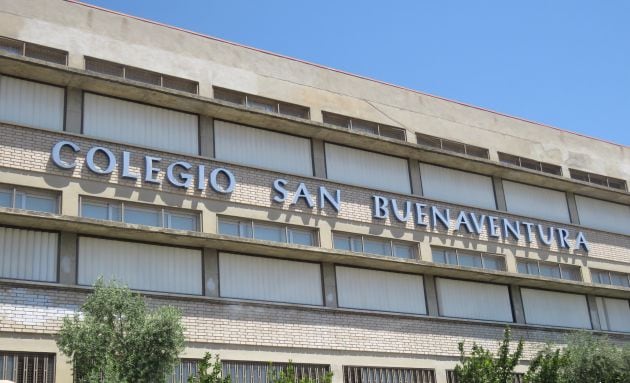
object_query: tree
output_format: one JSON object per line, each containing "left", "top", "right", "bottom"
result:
{"left": 454, "top": 327, "right": 524, "bottom": 383}
{"left": 268, "top": 361, "right": 333, "bottom": 383}
{"left": 57, "top": 279, "right": 185, "bottom": 383}
{"left": 523, "top": 345, "right": 563, "bottom": 383}
{"left": 560, "top": 332, "right": 625, "bottom": 383}
{"left": 188, "top": 353, "right": 231, "bottom": 383}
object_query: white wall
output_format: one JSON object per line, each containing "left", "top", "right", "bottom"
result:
{"left": 325, "top": 143, "right": 411, "bottom": 193}
{"left": 502, "top": 181, "right": 570, "bottom": 223}
{"left": 435, "top": 278, "right": 513, "bottom": 322}
{"left": 219, "top": 253, "right": 323, "bottom": 305}
{"left": 83, "top": 93, "right": 199, "bottom": 155}
{"left": 521, "top": 288, "right": 591, "bottom": 329}
{"left": 575, "top": 195, "right": 630, "bottom": 235}
{"left": 335, "top": 266, "right": 426, "bottom": 314}
{"left": 419, "top": 163, "right": 496, "bottom": 209}
{"left": 597, "top": 297, "right": 630, "bottom": 333}
{"left": 214, "top": 120, "right": 313, "bottom": 176}
{"left": 0, "top": 75, "right": 64, "bottom": 131}
{"left": 78, "top": 237, "right": 202, "bottom": 295}
{"left": 0, "top": 227, "right": 57, "bottom": 282}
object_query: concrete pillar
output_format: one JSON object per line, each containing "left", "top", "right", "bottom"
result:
{"left": 199, "top": 116, "right": 214, "bottom": 157}
{"left": 203, "top": 248, "right": 219, "bottom": 297}
{"left": 312, "top": 138, "right": 327, "bottom": 178}
{"left": 423, "top": 275, "right": 439, "bottom": 317}
{"left": 587, "top": 295, "right": 602, "bottom": 330}
{"left": 409, "top": 159, "right": 423, "bottom": 196}
{"left": 492, "top": 176, "right": 507, "bottom": 211}
{"left": 64, "top": 87, "right": 82, "bottom": 134}
{"left": 58, "top": 232, "right": 77, "bottom": 285}
{"left": 566, "top": 192, "right": 581, "bottom": 225}
{"left": 509, "top": 285, "right": 526, "bottom": 324}
{"left": 322, "top": 263, "right": 338, "bottom": 308}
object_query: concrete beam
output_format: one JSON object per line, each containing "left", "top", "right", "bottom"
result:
{"left": 312, "top": 138, "right": 327, "bottom": 178}
{"left": 409, "top": 159, "right": 423, "bottom": 196}
{"left": 566, "top": 192, "right": 581, "bottom": 225}
{"left": 58, "top": 232, "right": 77, "bottom": 285}
{"left": 587, "top": 295, "right": 602, "bottom": 331}
{"left": 203, "top": 248, "right": 219, "bottom": 297}
{"left": 424, "top": 275, "right": 439, "bottom": 317}
{"left": 64, "top": 87, "right": 82, "bottom": 134}
{"left": 199, "top": 115, "right": 214, "bottom": 157}
{"left": 322, "top": 262, "right": 338, "bottom": 308}
{"left": 492, "top": 176, "right": 507, "bottom": 211}
{"left": 509, "top": 285, "right": 526, "bottom": 324}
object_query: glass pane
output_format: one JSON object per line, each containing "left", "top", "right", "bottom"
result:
{"left": 218, "top": 219, "right": 240, "bottom": 236}
{"left": 611, "top": 273, "right": 630, "bottom": 287}
{"left": 81, "top": 201, "right": 109, "bottom": 220}
{"left": 527, "top": 263, "right": 539, "bottom": 275}
{"left": 351, "top": 237, "right": 363, "bottom": 252}
{"left": 561, "top": 266, "right": 581, "bottom": 281}
{"left": 432, "top": 249, "right": 447, "bottom": 264}
{"left": 254, "top": 224, "right": 286, "bottom": 242}
{"left": 351, "top": 119, "right": 378, "bottom": 135}
{"left": 247, "top": 97, "right": 275, "bottom": 112}
{"left": 167, "top": 212, "right": 197, "bottom": 231}
{"left": 323, "top": 113, "right": 350, "bottom": 128}
{"left": 363, "top": 238, "right": 391, "bottom": 256}
{"left": 458, "top": 253, "right": 482, "bottom": 268}
{"left": 333, "top": 235, "right": 351, "bottom": 250}
{"left": 0, "top": 189, "right": 12, "bottom": 207}
{"left": 446, "top": 251, "right": 458, "bottom": 265}
{"left": 539, "top": 263, "right": 561, "bottom": 279}
{"left": 288, "top": 228, "right": 314, "bottom": 246}
{"left": 598, "top": 271, "right": 611, "bottom": 285}
{"left": 24, "top": 193, "right": 56, "bottom": 213}
{"left": 517, "top": 262, "right": 528, "bottom": 274}
{"left": 125, "top": 205, "right": 161, "bottom": 227}
{"left": 483, "top": 256, "right": 503, "bottom": 271}
{"left": 393, "top": 244, "right": 413, "bottom": 259}
{"left": 238, "top": 222, "right": 253, "bottom": 238}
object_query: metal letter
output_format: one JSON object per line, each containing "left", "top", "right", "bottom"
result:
{"left": 166, "top": 161, "right": 193, "bottom": 188}
{"left": 557, "top": 228, "right": 570, "bottom": 249}
{"left": 197, "top": 165, "right": 206, "bottom": 190}
{"left": 487, "top": 216, "right": 500, "bottom": 238}
{"left": 576, "top": 231, "right": 590, "bottom": 252}
{"left": 86, "top": 146, "right": 116, "bottom": 175}
{"left": 537, "top": 224, "right": 554, "bottom": 246}
{"left": 414, "top": 203, "right": 428, "bottom": 226}
{"left": 391, "top": 199, "right": 412, "bottom": 222}
{"left": 273, "top": 179, "right": 289, "bottom": 203}
{"left": 144, "top": 156, "right": 162, "bottom": 184}
{"left": 51, "top": 141, "right": 79, "bottom": 169}
{"left": 431, "top": 206, "right": 450, "bottom": 230}
{"left": 373, "top": 196, "right": 389, "bottom": 219}
{"left": 121, "top": 151, "right": 139, "bottom": 180}
{"left": 522, "top": 222, "right": 535, "bottom": 242}
{"left": 502, "top": 218, "right": 520, "bottom": 241}
{"left": 468, "top": 213, "right": 487, "bottom": 234}
{"left": 319, "top": 186, "right": 341, "bottom": 212}
{"left": 455, "top": 211, "right": 473, "bottom": 233}
{"left": 292, "top": 182, "right": 315, "bottom": 208}
{"left": 210, "top": 168, "right": 235, "bottom": 194}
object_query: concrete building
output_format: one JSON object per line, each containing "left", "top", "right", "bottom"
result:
{"left": 0, "top": 0, "right": 629, "bottom": 382}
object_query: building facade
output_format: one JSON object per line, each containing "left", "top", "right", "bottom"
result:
{"left": 1, "top": 1, "right": 630, "bottom": 382}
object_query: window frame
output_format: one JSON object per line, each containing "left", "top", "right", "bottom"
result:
{"left": 213, "top": 87, "right": 310, "bottom": 119}
{"left": 217, "top": 216, "right": 319, "bottom": 247}
{"left": 332, "top": 232, "right": 417, "bottom": 259}
{"left": 79, "top": 196, "right": 200, "bottom": 231}
{"left": 498, "top": 152, "right": 563, "bottom": 176}
{"left": 591, "top": 269, "right": 630, "bottom": 288}
{"left": 431, "top": 247, "right": 505, "bottom": 271}
{"left": 569, "top": 168, "right": 627, "bottom": 191}
{"left": 0, "top": 184, "right": 59, "bottom": 214}
{"left": 516, "top": 258, "right": 582, "bottom": 282}
{"left": 415, "top": 132, "right": 490, "bottom": 159}
{"left": 322, "top": 111, "right": 407, "bottom": 141}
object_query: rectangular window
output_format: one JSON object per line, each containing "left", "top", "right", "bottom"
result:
{"left": 435, "top": 278, "right": 513, "bottom": 322}
{"left": 574, "top": 195, "right": 630, "bottom": 236}
{"left": 333, "top": 232, "right": 416, "bottom": 259}
{"left": 570, "top": 169, "right": 627, "bottom": 191}
{"left": 416, "top": 132, "right": 489, "bottom": 159}
{"left": 214, "top": 87, "right": 310, "bottom": 119}
{"left": 591, "top": 269, "right": 630, "bottom": 288}
{"left": 516, "top": 259, "right": 581, "bottom": 281}
{"left": 446, "top": 371, "right": 523, "bottom": 383}
{"left": 85, "top": 56, "right": 198, "bottom": 94}
{"left": 343, "top": 366, "right": 436, "bottom": 383}
{"left": 432, "top": 247, "right": 505, "bottom": 271}
{"left": 218, "top": 217, "right": 317, "bottom": 246}
{"left": 0, "top": 185, "right": 59, "bottom": 213}
{"left": 0, "top": 227, "right": 58, "bottom": 282}
{"left": 521, "top": 288, "right": 591, "bottom": 329}
{"left": 0, "top": 75, "right": 65, "bottom": 131}
{"left": 223, "top": 361, "right": 330, "bottom": 383}
{"left": 419, "top": 163, "right": 496, "bottom": 210}
{"left": 498, "top": 152, "right": 562, "bottom": 176}
{"left": 0, "top": 352, "right": 55, "bottom": 383}
{"left": 81, "top": 198, "right": 199, "bottom": 231}
{"left": 323, "top": 111, "right": 406, "bottom": 141}
{"left": 0, "top": 35, "right": 67, "bottom": 65}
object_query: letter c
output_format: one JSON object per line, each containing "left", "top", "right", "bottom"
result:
{"left": 51, "top": 141, "right": 80, "bottom": 169}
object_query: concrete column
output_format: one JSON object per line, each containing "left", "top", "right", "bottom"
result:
{"left": 58, "top": 232, "right": 77, "bottom": 285}
{"left": 64, "top": 87, "right": 82, "bottom": 134}
{"left": 566, "top": 192, "right": 581, "bottom": 225}
{"left": 199, "top": 116, "right": 214, "bottom": 157}
{"left": 203, "top": 248, "right": 219, "bottom": 297}
{"left": 409, "top": 159, "right": 423, "bottom": 196}
{"left": 509, "top": 285, "right": 526, "bottom": 324}
{"left": 587, "top": 295, "right": 602, "bottom": 330}
{"left": 492, "top": 176, "right": 507, "bottom": 211}
{"left": 312, "top": 138, "right": 327, "bottom": 178}
{"left": 423, "top": 275, "right": 439, "bottom": 317}
{"left": 322, "top": 263, "right": 338, "bottom": 308}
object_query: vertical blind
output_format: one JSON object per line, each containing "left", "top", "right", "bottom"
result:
{"left": 0, "top": 227, "right": 58, "bottom": 282}
{"left": 0, "top": 75, "right": 64, "bottom": 131}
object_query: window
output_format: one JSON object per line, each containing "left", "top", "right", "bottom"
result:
{"left": 432, "top": 247, "right": 505, "bottom": 271}
{"left": 516, "top": 259, "right": 581, "bottom": 281}
{"left": 591, "top": 269, "right": 630, "bottom": 288}
{"left": 569, "top": 169, "right": 627, "bottom": 191}
{"left": 416, "top": 133, "right": 489, "bottom": 159}
{"left": 85, "top": 56, "right": 199, "bottom": 94}
{"left": 333, "top": 232, "right": 416, "bottom": 259}
{"left": 214, "top": 87, "right": 310, "bottom": 119}
{"left": 80, "top": 197, "right": 199, "bottom": 231}
{"left": 218, "top": 217, "right": 317, "bottom": 246}
{"left": 323, "top": 111, "right": 406, "bottom": 141}
{"left": 167, "top": 359, "right": 201, "bottom": 383}
{"left": 223, "top": 361, "right": 330, "bottom": 383}
{"left": 0, "top": 36, "right": 67, "bottom": 65}
{"left": 0, "top": 352, "right": 55, "bottom": 383}
{"left": 446, "top": 370, "right": 523, "bottom": 383}
{"left": 344, "top": 366, "right": 436, "bottom": 383}
{"left": 498, "top": 152, "right": 562, "bottom": 176}
{"left": 0, "top": 185, "right": 58, "bottom": 213}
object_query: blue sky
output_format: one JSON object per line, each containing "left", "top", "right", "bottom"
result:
{"left": 82, "top": 0, "right": 630, "bottom": 146}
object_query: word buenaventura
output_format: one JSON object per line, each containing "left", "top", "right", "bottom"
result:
{"left": 51, "top": 140, "right": 590, "bottom": 252}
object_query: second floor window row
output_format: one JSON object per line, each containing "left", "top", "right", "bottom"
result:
{"left": 323, "top": 111, "right": 406, "bottom": 141}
